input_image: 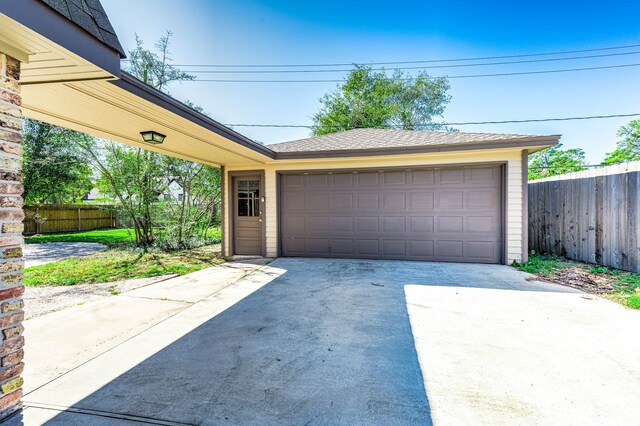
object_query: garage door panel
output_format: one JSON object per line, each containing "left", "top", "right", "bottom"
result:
{"left": 468, "top": 191, "right": 499, "bottom": 208}
{"left": 332, "top": 193, "right": 353, "bottom": 210}
{"left": 438, "top": 191, "right": 465, "bottom": 209}
{"left": 307, "top": 217, "right": 329, "bottom": 232}
{"left": 309, "top": 174, "right": 329, "bottom": 188}
{"left": 332, "top": 216, "right": 354, "bottom": 232}
{"left": 467, "top": 216, "right": 498, "bottom": 233}
{"left": 332, "top": 173, "right": 354, "bottom": 187}
{"left": 307, "top": 238, "right": 331, "bottom": 254}
{"left": 440, "top": 169, "right": 465, "bottom": 184}
{"left": 468, "top": 166, "right": 498, "bottom": 183}
{"left": 332, "top": 239, "right": 354, "bottom": 255}
{"left": 383, "top": 171, "right": 406, "bottom": 185}
{"left": 358, "top": 172, "right": 379, "bottom": 186}
{"left": 410, "top": 216, "right": 434, "bottom": 233}
{"left": 437, "top": 240, "right": 464, "bottom": 259}
{"left": 357, "top": 217, "right": 379, "bottom": 232}
{"left": 409, "top": 240, "right": 435, "bottom": 258}
{"left": 438, "top": 216, "right": 464, "bottom": 233}
{"left": 280, "top": 165, "right": 503, "bottom": 263}
{"left": 356, "top": 193, "right": 379, "bottom": 209}
{"left": 357, "top": 239, "right": 379, "bottom": 256}
{"left": 467, "top": 241, "right": 498, "bottom": 260}
{"left": 307, "top": 193, "right": 329, "bottom": 210}
{"left": 283, "top": 194, "right": 305, "bottom": 210}
{"left": 383, "top": 192, "right": 406, "bottom": 209}
{"left": 284, "top": 237, "right": 305, "bottom": 254}
{"left": 383, "top": 217, "right": 406, "bottom": 232}
{"left": 284, "top": 216, "right": 304, "bottom": 233}
{"left": 283, "top": 174, "right": 304, "bottom": 188}
{"left": 411, "top": 170, "right": 435, "bottom": 184}
{"left": 410, "top": 192, "right": 434, "bottom": 209}
{"left": 382, "top": 240, "right": 407, "bottom": 256}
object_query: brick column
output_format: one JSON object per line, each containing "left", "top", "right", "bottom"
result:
{"left": 0, "top": 53, "right": 25, "bottom": 419}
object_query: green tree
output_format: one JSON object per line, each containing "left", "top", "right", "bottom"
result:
{"left": 312, "top": 66, "right": 452, "bottom": 135}
{"left": 528, "top": 144, "right": 588, "bottom": 180}
{"left": 22, "top": 119, "right": 93, "bottom": 204}
{"left": 601, "top": 120, "right": 640, "bottom": 165}
{"left": 75, "top": 31, "right": 220, "bottom": 249}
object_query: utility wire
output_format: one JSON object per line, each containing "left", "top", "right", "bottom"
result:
{"left": 224, "top": 113, "right": 640, "bottom": 129}
{"left": 188, "top": 62, "right": 640, "bottom": 83}
{"left": 183, "top": 50, "right": 640, "bottom": 74}
{"left": 140, "top": 43, "right": 640, "bottom": 68}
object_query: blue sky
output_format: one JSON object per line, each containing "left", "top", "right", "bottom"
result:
{"left": 101, "top": 0, "right": 640, "bottom": 163}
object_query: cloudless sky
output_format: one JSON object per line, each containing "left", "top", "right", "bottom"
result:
{"left": 101, "top": 0, "right": 640, "bottom": 163}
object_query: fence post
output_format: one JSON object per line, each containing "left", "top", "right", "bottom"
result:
{"left": 35, "top": 206, "right": 40, "bottom": 234}
{"left": 77, "top": 207, "right": 81, "bottom": 231}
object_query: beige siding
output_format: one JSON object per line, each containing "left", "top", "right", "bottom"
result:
{"left": 224, "top": 148, "right": 527, "bottom": 263}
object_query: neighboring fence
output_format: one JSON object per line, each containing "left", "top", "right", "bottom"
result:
{"left": 528, "top": 161, "right": 640, "bottom": 273}
{"left": 23, "top": 204, "right": 118, "bottom": 235}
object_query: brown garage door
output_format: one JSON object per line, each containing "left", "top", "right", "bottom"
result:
{"left": 279, "top": 165, "right": 504, "bottom": 263}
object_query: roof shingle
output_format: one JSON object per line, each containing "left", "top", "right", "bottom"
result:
{"left": 267, "top": 128, "right": 559, "bottom": 154}
{"left": 40, "top": 0, "right": 125, "bottom": 57}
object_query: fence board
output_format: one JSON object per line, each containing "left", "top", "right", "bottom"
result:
{"left": 529, "top": 170, "right": 640, "bottom": 273}
{"left": 23, "top": 204, "right": 117, "bottom": 234}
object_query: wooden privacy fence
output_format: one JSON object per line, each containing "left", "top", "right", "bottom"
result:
{"left": 23, "top": 204, "right": 118, "bottom": 235}
{"left": 528, "top": 163, "right": 640, "bottom": 273}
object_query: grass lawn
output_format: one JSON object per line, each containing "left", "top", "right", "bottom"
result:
{"left": 25, "top": 228, "right": 136, "bottom": 246}
{"left": 24, "top": 227, "right": 224, "bottom": 286}
{"left": 514, "top": 254, "right": 640, "bottom": 310}
{"left": 24, "top": 245, "right": 223, "bottom": 286}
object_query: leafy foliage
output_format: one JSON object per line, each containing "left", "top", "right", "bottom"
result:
{"left": 312, "top": 66, "right": 452, "bottom": 135}
{"left": 71, "top": 32, "right": 220, "bottom": 250}
{"left": 528, "top": 144, "right": 588, "bottom": 180}
{"left": 22, "top": 119, "right": 94, "bottom": 204}
{"left": 601, "top": 120, "right": 640, "bottom": 165}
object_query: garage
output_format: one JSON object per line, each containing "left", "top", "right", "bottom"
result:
{"left": 279, "top": 164, "right": 504, "bottom": 263}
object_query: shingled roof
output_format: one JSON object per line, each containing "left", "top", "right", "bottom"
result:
{"left": 266, "top": 128, "right": 559, "bottom": 154}
{"left": 40, "top": 0, "right": 125, "bottom": 57}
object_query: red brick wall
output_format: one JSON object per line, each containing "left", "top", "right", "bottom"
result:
{"left": 0, "top": 53, "right": 25, "bottom": 419}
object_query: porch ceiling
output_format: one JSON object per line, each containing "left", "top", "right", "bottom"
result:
{"left": 22, "top": 75, "right": 273, "bottom": 167}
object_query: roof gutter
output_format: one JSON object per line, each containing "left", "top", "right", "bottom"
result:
{"left": 272, "top": 136, "right": 560, "bottom": 160}
{"left": 110, "top": 72, "right": 277, "bottom": 160}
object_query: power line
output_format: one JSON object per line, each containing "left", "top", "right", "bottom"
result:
{"left": 188, "top": 62, "right": 640, "bottom": 83}
{"left": 183, "top": 50, "right": 640, "bottom": 74}
{"left": 224, "top": 113, "right": 640, "bottom": 129}
{"left": 149, "top": 43, "right": 640, "bottom": 68}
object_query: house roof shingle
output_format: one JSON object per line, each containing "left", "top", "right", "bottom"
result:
{"left": 266, "top": 128, "right": 559, "bottom": 154}
{"left": 40, "top": 0, "right": 125, "bottom": 57}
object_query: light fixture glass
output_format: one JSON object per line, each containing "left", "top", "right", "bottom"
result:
{"left": 140, "top": 131, "right": 166, "bottom": 144}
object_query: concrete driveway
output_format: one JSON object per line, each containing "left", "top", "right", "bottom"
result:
{"left": 10, "top": 258, "right": 640, "bottom": 425}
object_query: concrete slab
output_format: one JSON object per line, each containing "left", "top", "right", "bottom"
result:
{"left": 17, "top": 264, "right": 286, "bottom": 425}
{"left": 406, "top": 284, "right": 640, "bottom": 425}
{"left": 23, "top": 296, "right": 189, "bottom": 394}
{"left": 13, "top": 258, "right": 640, "bottom": 425}
{"left": 22, "top": 259, "right": 270, "bottom": 395}
{"left": 123, "top": 258, "right": 271, "bottom": 303}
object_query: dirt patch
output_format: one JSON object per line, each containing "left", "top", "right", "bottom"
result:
{"left": 534, "top": 267, "right": 617, "bottom": 295}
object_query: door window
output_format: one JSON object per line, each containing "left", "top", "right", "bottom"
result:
{"left": 237, "top": 179, "right": 260, "bottom": 217}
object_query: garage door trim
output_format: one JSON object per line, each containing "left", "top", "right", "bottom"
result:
{"left": 277, "top": 161, "right": 507, "bottom": 263}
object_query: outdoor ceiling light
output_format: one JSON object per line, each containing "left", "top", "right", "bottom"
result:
{"left": 140, "top": 131, "right": 166, "bottom": 144}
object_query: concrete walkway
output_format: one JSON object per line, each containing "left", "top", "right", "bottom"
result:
{"left": 7, "top": 258, "right": 640, "bottom": 425}
{"left": 24, "top": 243, "right": 108, "bottom": 268}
